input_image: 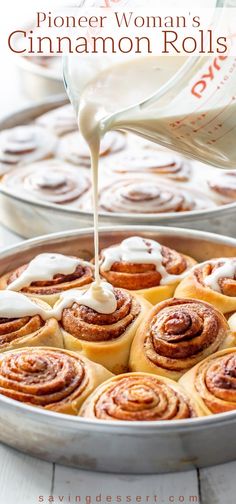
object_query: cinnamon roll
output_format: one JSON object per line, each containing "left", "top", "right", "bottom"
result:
{"left": 58, "top": 130, "right": 126, "bottom": 167}
{"left": 175, "top": 258, "right": 236, "bottom": 314}
{"left": 99, "top": 236, "right": 196, "bottom": 305}
{"left": 98, "top": 178, "right": 214, "bottom": 214}
{"left": 80, "top": 372, "right": 200, "bottom": 420}
{"left": 2, "top": 160, "right": 91, "bottom": 207}
{"left": 57, "top": 287, "right": 151, "bottom": 374}
{"left": 0, "top": 347, "right": 112, "bottom": 415}
{"left": 36, "top": 104, "right": 77, "bottom": 137}
{"left": 129, "top": 298, "right": 233, "bottom": 380}
{"left": 180, "top": 348, "right": 236, "bottom": 415}
{"left": 228, "top": 312, "right": 236, "bottom": 341}
{"left": 108, "top": 149, "right": 191, "bottom": 181}
{"left": 0, "top": 253, "right": 94, "bottom": 306}
{"left": 207, "top": 170, "right": 236, "bottom": 204}
{"left": 0, "top": 291, "right": 62, "bottom": 353}
{"left": 0, "top": 125, "right": 57, "bottom": 175}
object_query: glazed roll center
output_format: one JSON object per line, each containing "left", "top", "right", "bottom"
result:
{"left": 122, "top": 184, "right": 164, "bottom": 202}
{"left": 6, "top": 130, "right": 36, "bottom": 154}
{"left": 32, "top": 172, "right": 67, "bottom": 190}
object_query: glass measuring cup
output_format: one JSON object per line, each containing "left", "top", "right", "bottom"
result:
{"left": 64, "top": 0, "right": 236, "bottom": 168}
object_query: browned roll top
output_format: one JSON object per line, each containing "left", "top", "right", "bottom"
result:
{"left": 100, "top": 243, "right": 188, "bottom": 290}
{"left": 61, "top": 288, "right": 140, "bottom": 342}
{"left": 92, "top": 374, "right": 196, "bottom": 421}
{"left": 0, "top": 348, "right": 88, "bottom": 407}
{"left": 7, "top": 260, "right": 94, "bottom": 295}
{"left": 0, "top": 315, "right": 43, "bottom": 347}
{"left": 195, "top": 352, "right": 236, "bottom": 413}
{"left": 144, "top": 299, "right": 228, "bottom": 370}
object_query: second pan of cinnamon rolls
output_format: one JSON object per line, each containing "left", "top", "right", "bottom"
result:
{"left": 2, "top": 103, "right": 235, "bottom": 217}
{"left": 97, "top": 178, "right": 215, "bottom": 214}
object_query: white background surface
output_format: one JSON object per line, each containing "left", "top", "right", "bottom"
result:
{"left": 0, "top": 2, "right": 236, "bottom": 503}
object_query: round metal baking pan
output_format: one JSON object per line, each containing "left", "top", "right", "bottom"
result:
{"left": 16, "top": 56, "right": 65, "bottom": 99}
{"left": 13, "top": 19, "right": 65, "bottom": 99}
{"left": 0, "top": 225, "right": 236, "bottom": 474}
{"left": 1, "top": 96, "right": 236, "bottom": 239}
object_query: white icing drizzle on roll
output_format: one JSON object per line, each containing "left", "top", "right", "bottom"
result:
{"left": 200, "top": 258, "right": 236, "bottom": 293}
{"left": 1, "top": 282, "right": 117, "bottom": 318}
{"left": 101, "top": 236, "right": 189, "bottom": 285}
{"left": 52, "top": 282, "right": 117, "bottom": 319}
{"left": 0, "top": 291, "right": 51, "bottom": 320}
{"left": 6, "top": 252, "right": 117, "bottom": 314}
{"left": 7, "top": 253, "right": 93, "bottom": 291}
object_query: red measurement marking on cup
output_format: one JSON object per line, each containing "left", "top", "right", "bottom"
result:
{"left": 207, "top": 123, "right": 236, "bottom": 145}
{"left": 169, "top": 88, "right": 218, "bottom": 130}
{"left": 193, "top": 97, "right": 236, "bottom": 133}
